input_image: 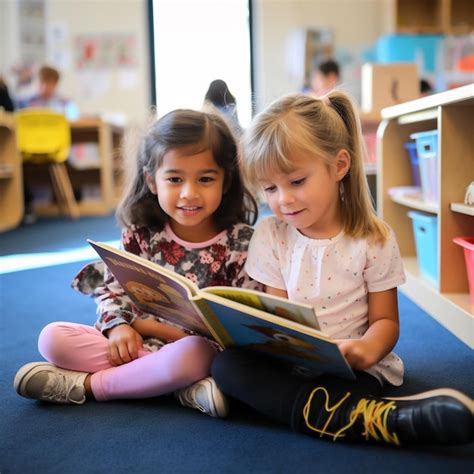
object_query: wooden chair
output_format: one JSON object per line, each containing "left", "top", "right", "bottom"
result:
{"left": 15, "top": 109, "right": 79, "bottom": 219}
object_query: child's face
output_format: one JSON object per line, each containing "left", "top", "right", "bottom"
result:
{"left": 260, "top": 151, "right": 347, "bottom": 239}
{"left": 39, "top": 79, "right": 57, "bottom": 99}
{"left": 146, "top": 147, "right": 225, "bottom": 242}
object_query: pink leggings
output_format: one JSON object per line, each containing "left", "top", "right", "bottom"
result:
{"left": 38, "top": 322, "right": 217, "bottom": 402}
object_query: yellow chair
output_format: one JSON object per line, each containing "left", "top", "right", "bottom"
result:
{"left": 15, "top": 108, "right": 79, "bottom": 219}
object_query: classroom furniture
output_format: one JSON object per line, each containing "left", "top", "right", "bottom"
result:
{"left": 377, "top": 84, "right": 474, "bottom": 348}
{"left": 16, "top": 109, "right": 80, "bottom": 219}
{"left": 0, "top": 112, "right": 23, "bottom": 232}
{"left": 393, "top": 0, "right": 474, "bottom": 34}
{"left": 23, "top": 118, "right": 125, "bottom": 217}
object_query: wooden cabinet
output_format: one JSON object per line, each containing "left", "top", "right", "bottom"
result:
{"left": 393, "top": 0, "right": 474, "bottom": 34}
{"left": 25, "top": 119, "right": 125, "bottom": 217}
{"left": 377, "top": 85, "right": 473, "bottom": 348}
{"left": 0, "top": 112, "right": 23, "bottom": 232}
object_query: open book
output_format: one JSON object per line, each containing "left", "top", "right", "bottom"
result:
{"left": 89, "top": 240, "right": 355, "bottom": 380}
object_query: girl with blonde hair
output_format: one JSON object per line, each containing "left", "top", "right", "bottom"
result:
{"left": 212, "top": 91, "right": 473, "bottom": 446}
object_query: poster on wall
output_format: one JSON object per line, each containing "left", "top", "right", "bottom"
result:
{"left": 75, "top": 34, "right": 137, "bottom": 70}
{"left": 19, "top": 0, "right": 46, "bottom": 63}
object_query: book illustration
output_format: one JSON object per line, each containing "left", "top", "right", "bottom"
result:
{"left": 205, "top": 287, "right": 319, "bottom": 329}
{"left": 204, "top": 298, "right": 354, "bottom": 379}
{"left": 100, "top": 251, "right": 211, "bottom": 337}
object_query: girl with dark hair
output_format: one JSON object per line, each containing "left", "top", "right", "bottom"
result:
{"left": 204, "top": 79, "right": 242, "bottom": 136}
{"left": 15, "top": 109, "right": 259, "bottom": 418}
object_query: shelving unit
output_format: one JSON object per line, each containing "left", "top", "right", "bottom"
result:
{"left": 24, "top": 119, "right": 125, "bottom": 217}
{"left": 0, "top": 112, "right": 23, "bottom": 232}
{"left": 393, "top": 0, "right": 474, "bottom": 34}
{"left": 378, "top": 84, "right": 474, "bottom": 348}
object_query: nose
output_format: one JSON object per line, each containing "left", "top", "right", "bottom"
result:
{"left": 180, "top": 181, "right": 199, "bottom": 199}
{"left": 278, "top": 187, "right": 295, "bottom": 206}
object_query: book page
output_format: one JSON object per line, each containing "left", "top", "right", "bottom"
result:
{"left": 204, "top": 297, "right": 354, "bottom": 380}
{"left": 204, "top": 287, "right": 320, "bottom": 330}
{"left": 88, "top": 241, "right": 211, "bottom": 337}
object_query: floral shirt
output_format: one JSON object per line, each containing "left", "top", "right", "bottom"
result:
{"left": 72, "top": 222, "right": 260, "bottom": 335}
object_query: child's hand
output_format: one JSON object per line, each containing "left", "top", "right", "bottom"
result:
{"left": 132, "top": 318, "right": 188, "bottom": 342}
{"left": 336, "top": 339, "right": 380, "bottom": 371}
{"left": 107, "top": 324, "right": 144, "bottom": 366}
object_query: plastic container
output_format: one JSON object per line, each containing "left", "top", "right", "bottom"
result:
{"left": 410, "top": 130, "right": 439, "bottom": 204}
{"left": 403, "top": 142, "right": 421, "bottom": 187}
{"left": 453, "top": 237, "right": 474, "bottom": 307}
{"left": 407, "top": 211, "right": 438, "bottom": 283}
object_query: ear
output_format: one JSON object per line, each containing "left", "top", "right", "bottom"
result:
{"left": 334, "top": 149, "right": 351, "bottom": 182}
{"left": 144, "top": 170, "right": 157, "bottom": 194}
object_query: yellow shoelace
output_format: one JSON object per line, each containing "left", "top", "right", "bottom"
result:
{"left": 302, "top": 386, "right": 400, "bottom": 445}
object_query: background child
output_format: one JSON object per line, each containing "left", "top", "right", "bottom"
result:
{"left": 212, "top": 92, "right": 473, "bottom": 445}
{"left": 15, "top": 109, "right": 259, "bottom": 418}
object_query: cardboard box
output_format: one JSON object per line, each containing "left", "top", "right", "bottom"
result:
{"left": 361, "top": 63, "right": 419, "bottom": 113}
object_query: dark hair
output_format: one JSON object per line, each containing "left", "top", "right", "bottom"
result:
{"left": 318, "top": 60, "right": 340, "bottom": 78}
{"left": 204, "top": 79, "right": 236, "bottom": 108}
{"left": 39, "top": 65, "right": 60, "bottom": 83}
{"left": 117, "top": 109, "right": 257, "bottom": 232}
{"left": 420, "top": 79, "right": 433, "bottom": 94}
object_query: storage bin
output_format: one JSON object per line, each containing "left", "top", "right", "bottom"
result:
{"left": 407, "top": 211, "right": 438, "bottom": 283}
{"left": 453, "top": 237, "right": 474, "bottom": 307}
{"left": 410, "top": 130, "right": 439, "bottom": 204}
{"left": 403, "top": 142, "right": 421, "bottom": 187}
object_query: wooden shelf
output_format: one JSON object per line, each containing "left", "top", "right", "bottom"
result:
{"left": 390, "top": 192, "right": 438, "bottom": 214}
{"left": 0, "top": 112, "right": 23, "bottom": 232}
{"left": 393, "top": 0, "right": 474, "bottom": 34}
{"left": 401, "top": 257, "right": 473, "bottom": 348}
{"left": 28, "top": 119, "right": 125, "bottom": 218}
{"left": 378, "top": 86, "right": 474, "bottom": 348}
{"left": 450, "top": 202, "right": 474, "bottom": 216}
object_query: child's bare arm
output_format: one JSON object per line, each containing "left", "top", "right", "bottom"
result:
{"left": 264, "top": 285, "right": 288, "bottom": 298}
{"left": 337, "top": 288, "right": 400, "bottom": 370}
{"left": 132, "top": 318, "right": 188, "bottom": 342}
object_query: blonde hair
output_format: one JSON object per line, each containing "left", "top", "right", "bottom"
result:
{"left": 241, "top": 91, "right": 389, "bottom": 243}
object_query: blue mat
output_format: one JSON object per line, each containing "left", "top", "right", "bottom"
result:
{"left": 1, "top": 216, "right": 473, "bottom": 473}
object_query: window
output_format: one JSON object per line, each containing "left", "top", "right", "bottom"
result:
{"left": 151, "top": 0, "right": 252, "bottom": 127}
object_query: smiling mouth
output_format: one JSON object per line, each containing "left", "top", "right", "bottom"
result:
{"left": 179, "top": 206, "right": 201, "bottom": 211}
{"left": 283, "top": 209, "right": 304, "bottom": 216}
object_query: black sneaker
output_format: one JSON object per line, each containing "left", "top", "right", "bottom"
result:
{"left": 301, "top": 387, "right": 473, "bottom": 446}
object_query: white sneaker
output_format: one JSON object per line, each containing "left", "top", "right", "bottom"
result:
{"left": 175, "top": 377, "right": 229, "bottom": 418}
{"left": 14, "top": 362, "right": 87, "bottom": 405}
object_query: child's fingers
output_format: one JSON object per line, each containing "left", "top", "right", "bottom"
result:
{"left": 117, "top": 342, "right": 132, "bottom": 363}
{"left": 108, "top": 343, "right": 122, "bottom": 366}
{"left": 127, "top": 339, "right": 139, "bottom": 360}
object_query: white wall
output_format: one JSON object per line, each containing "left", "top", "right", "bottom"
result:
{"left": 252, "top": 0, "right": 392, "bottom": 111}
{"left": 1, "top": 0, "right": 150, "bottom": 126}
{"left": 1, "top": 0, "right": 394, "bottom": 122}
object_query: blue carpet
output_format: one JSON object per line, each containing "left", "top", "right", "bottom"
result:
{"left": 1, "top": 216, "right": 473, "bottom": 473}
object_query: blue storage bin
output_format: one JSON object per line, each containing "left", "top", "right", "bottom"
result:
{"left": 375, "top": 34, "right": 443, "bottom": 74}
{"left": 410, "top": 130, "right": 439, "bottom": 204}
{"left": 407, "top": 211, "right": 438, "bottom": 283}
{"left": 403, "top": 142, "right": 421, "bottom": 187}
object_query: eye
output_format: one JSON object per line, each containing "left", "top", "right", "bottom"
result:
{"left": 167, "top": 177, "right": 182, "bottom": 184}
{"left": 199, "top": 176, "right": 215, "bottom": 183}
{"left": 263, "top": 185, "right": 276, "bottom": 193}
{"left": 291, "top": 177, "right": 306, "bottom": 186}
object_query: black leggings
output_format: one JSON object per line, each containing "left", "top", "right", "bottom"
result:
{"left": 212, "top": 347, "right": 382, "bottom": 429}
